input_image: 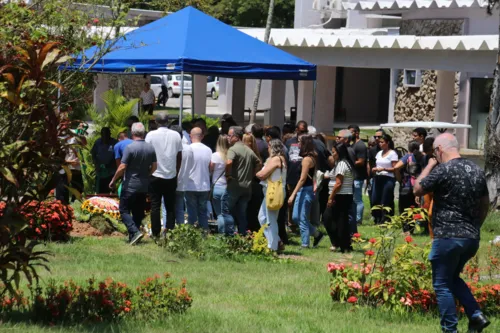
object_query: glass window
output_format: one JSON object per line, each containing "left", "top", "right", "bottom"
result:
{"left": 150, "top": 76, "right": 162, "bottom": 84}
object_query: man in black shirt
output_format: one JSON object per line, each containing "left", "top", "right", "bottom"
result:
{"left": 348, "top": 125, "right": 368, "bottom": 225}
{"left": 414, "top": 133, "right": 490, "bottom": 333}
{"left": 367, "top": 129, "right": 384, "bottom": 206}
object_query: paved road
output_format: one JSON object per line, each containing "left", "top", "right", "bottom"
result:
{"left": 165, "top": 95, "right": 223, "bottom": 116}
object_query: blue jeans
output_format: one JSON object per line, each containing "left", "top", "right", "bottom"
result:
{"left": 212, "top": 185, "right": 226, "bottom": 231}
{"left": 185, "top": 191, "right": 209, "bottom": 230}
{"left": 429, "top": 238, "right": 482, "bottom": 332}
{"left": 220, "top": 185, "right": 251, "bottom": 235}
{"left": 119, "top": 191, "right": 146, "bottom": 239}
{"left": 292, "top": 186, "right": 317, "bottom": 247}
{"left": 350, "top": 179, "right": 364, "bottom": 223}
{"left": 162, "top": 191, "right": 185, "bottom": 227}
{"left": 258, "top": 186, "right": 284, "bottom": 251}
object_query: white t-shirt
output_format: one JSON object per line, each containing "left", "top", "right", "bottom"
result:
{"left": 375, "top": 150, "right": 399, "bottom": 177}
{"left": 327, "top": 160, "right": 354, "bottom": 195}
{"left": 183, "top": 142, "right": 212, "bottom": 192}
{"left": 211, "top": 152, "right": 227, "bottom": 186}
{"left": 145, "top": 127, "right": 183, "bottom": 179}
{"left": 177, "top": 143, "right": 193, "bottom": 191}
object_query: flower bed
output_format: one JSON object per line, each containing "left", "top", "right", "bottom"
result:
{"left": 0, "top": 273, "right": 192, "bottom": 325}
{"left": 328, "top": 207, "right": 500, "bottom": 315}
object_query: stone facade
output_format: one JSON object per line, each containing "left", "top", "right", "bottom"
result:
{"left": 108, "top": 74, "right": 150, "bottom": 100}
{"left": 393, "top": 19, "right": 463, "bottom": 147}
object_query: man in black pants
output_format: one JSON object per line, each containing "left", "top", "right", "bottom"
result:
{"left": 145, "top": 113, "right": 183, "bottom": 240}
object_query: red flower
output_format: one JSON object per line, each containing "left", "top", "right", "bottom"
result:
{"left": 413, "top": 214, "right": 423, "bottom": 220}
{"left": 369, "top": 238, "right": 376, "bottom": 244}
{"left": 347, "top": 296, "right": 358, "bottom": 304}
{"left": 365, "top": 250, "right": 375, "bottom": 257}
{"left": 405, "top": 236, "right": 413, "bottom": 243}
{"left": 353, "top": 233, "right": 361, "bottom": 238}
{"left": 92, "top": 18, "right": 99, "bottom": 24}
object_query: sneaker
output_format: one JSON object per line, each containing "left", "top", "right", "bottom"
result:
{"left": 129, "top": 232, "right": 144, "bottom": 246}
{"left": 313, "top": 232, "right": 324, "bottom": 248}
{"left": 468, "top": 313, "right": 490, "bottom": 333}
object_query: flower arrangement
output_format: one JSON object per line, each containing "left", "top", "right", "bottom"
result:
{"left": 81, "top": 197, "right": 120, "bottom": 219}
{"left": 0, "top": 273, "right": 192, "bottom": 325}
{"left": 18, "top": 200, "right": 74, "bottom": 241}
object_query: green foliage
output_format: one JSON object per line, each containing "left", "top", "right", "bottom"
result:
{"left": 70, "top": 200, "right": 91, "bottom": 222}
{"left": 0, "top": 273, "right": 192, "bottom": 325}
{"left": 164, "top": 224, "right": 204, "bottom": 258}
{"left": 182, "top": 113, "right": 221, "bottom": 129}
{"left": 212, "top": 0, "right": 294, "bottom": 28}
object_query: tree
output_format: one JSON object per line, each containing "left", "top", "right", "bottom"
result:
{"left": 212, "top": 0, "right": 294, "bottom": 28}
{"left": 486, "top": 2, "right": 500, "bottom": 208}
{"left": 0, "top": 0, "right": 129, "bottom": 297}
{"left": 249, "top": 0, "right": 275, "bottom": 124}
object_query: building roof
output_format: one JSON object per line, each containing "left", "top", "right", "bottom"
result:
{"left": 243, "top": 29, "right": 498, "bottom": 51}
{"left": 342, "top": 0, "right": 488, "bottom": 12}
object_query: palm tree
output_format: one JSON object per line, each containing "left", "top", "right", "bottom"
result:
{"left": 249, "top": 0, "right": 275, "bottom": 124}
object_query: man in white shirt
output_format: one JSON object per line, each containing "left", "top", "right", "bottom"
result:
{"left": 159, "top": 75, "right": 169, "bottom": 107}
{"left": 145, "top": 113, "right": 183, "bottom": 238}
{"left": 183, "top": 127, "right": 212, "bottom": 231}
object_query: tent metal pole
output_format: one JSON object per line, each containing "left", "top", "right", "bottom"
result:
{"left": 311, "top": 80, "right": 317, "bottom": 126}
{"left": 179, "top": 71, "right": 184, "bottom": 124}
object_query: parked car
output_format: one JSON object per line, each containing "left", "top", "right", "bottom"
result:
{"left": 167, "top": 74, "right": 192, "bottom": 98}
{"left": 150, "top": 75, "right": 163, "bottom": 98}
{"left": 207, "top": 76, "right": 219, "bottom": 100}
{"left": 150, "top": 74, "right": 192, "bottom": 100}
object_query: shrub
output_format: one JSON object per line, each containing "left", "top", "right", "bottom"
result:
{"left": 18, "top": 200, "right": 74, "bottom": 242}
{"left": 0, "top": 273, "right": 192, "bottom": 325}
{"left": 164, "top": 224, "right": 204, "bottom": 257}
{"left": 328, "top": 208, "right": 500, "bottom": 315}
{"left": 134, "top": 273, "right": 193, "bottom": 320}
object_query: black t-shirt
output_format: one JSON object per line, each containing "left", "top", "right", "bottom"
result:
{"left": 420, "top": 158, "right": 488, "bottom": 240}
{"left": 368, "top": 145, "right": 381, "bottom": 171}
{"left": 285, "top": 136, "right": 331, "bottom": 186}
{"left": 352, "top": 140, "right": 368, "bottom": 180}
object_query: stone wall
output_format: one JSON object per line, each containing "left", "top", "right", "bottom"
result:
{"left": 108, "top": 74, "right": 150, "bottom": 100}
{"left": 393, "top": 19, "right": 464, "bottom": 147}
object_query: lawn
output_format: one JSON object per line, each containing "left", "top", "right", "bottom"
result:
{"left": 2, "top": 204, "right": 500, "bottom": 333}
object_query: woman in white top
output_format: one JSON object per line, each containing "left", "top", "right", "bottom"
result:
{"left": 256, "top": 139, "right": 287, "bottom": 252}
{"left": 371, "top": 134, "right": 399, "bottom": 224}
{"left": 210, "top": 135, "right": 229, "bottom": 232}
{"left": 140, "top": 82, "right": 156, "bottom": 115}
{"left": 323, "top": 143, "right": 355, "bottom": 253}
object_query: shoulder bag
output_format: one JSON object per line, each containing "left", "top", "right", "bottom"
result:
{"left": 266, "top": 157, "right": 285, "bottom": 211}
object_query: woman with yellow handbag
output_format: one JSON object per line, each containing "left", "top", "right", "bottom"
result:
{"left": 256, "top": 139, "right": 287, "bottom": 252}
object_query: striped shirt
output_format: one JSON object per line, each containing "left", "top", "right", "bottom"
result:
{"left": 140, "top": 89, "right": 155, "bottom": 105}
{"left": 327, "top": 160, "right": 354, "bottom": 195}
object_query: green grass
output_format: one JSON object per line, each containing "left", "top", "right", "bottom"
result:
{"left": 2, "top": 205, "right": 500, "bottom": 333}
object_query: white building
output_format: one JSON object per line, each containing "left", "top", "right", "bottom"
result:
{"left": 215, "top": 0, "right": 498, "bottom": 149}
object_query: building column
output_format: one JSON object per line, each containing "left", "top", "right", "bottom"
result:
{"left": 388, "top": 69, "right": 399, "bottom": 123}
{"left": 266, "top": 80, "right": 286, "bottom": 125}
{"left": 435, "top": 70, "right": 455, "bottom": 123}
{"left": 297, "top": 80, "right": 314, "bottom": 124}
{"left": 218, "top": 78, "right": 246, "bottom": 124}
{"left": 192, "top": 75, "right": 207, "bottom": 115}
{"left": 313, "top": 66, "right": 336, "bottom": 133}
{"left": 93, "top": 74, "right": 109, "bottom": 112}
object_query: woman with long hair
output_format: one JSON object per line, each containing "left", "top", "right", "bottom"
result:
{"left": 323, "top": 143, "right": 355, "bottom": 252}
{"left": 210, "top": 135, "right": 230, "bottom": 231}
{"left": 371, "top": 134, "right": 399, "bottom": 224}
{"left": 256, "top": 139, "right": 287, "bottom": 252}
{"left": 243, "top": 133, "right": 263, "bottom": 232}
{"left": 288, "top": 135, "right": 324, "bottom": 248}
{"left": 395, "top": 140, "right": 424, "bottom": 216}
{"left": 220, "top": 114, "right": 237, "bottom": 135}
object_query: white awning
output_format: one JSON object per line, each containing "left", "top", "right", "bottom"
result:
{"left": 242, "top": 30, "right": 499, "bottom": 51}
{"left": 381, "top": 121, "right": 472, "bottom": 130}
{"left": 342, "top": 0, "right": 488, "bottom": 12}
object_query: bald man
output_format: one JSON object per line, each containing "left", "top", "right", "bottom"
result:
{"left": 414, "top": 133, "right": 490, "bottom": 333}
{"left": 183, "top": 127, "right": 212, "bottom": 231}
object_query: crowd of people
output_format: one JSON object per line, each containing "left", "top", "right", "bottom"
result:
{"left": 57, "top": 108, "right": 492, "bottom": 332}
{"left": 83, "top": 112, "right": 451, "bottom": 254}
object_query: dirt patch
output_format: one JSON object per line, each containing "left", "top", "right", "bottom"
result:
{"left": 70, "top": 221, "right": 123, "bottom": 238}
{"left": 278, "top": 254, "right": 312, "bottom": 262}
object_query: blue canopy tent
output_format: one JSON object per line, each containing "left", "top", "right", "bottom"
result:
{"left": 68, "top": 6, "right": 316, "bottom": 123}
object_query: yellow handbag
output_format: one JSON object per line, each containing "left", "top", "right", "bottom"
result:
{"left": 266, "top": 158, "right": 284, "bottom": 211}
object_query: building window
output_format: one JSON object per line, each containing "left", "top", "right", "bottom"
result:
{"left": 403, "top": 69, "right": 422, "bottom": 88}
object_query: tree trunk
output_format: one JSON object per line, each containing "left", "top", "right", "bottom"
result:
{"left": 249, "top": 0, "right": 275, "bottom": 124}
{"left": 485, "top": 12, "right": 500, "bottom": 209}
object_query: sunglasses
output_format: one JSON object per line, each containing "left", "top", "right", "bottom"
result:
{"left": 374, "top": 136, "right": 382, "bottom": 139}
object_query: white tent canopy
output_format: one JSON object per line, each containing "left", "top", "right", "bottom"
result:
{"left": 381, "top": 121, "right": 472, "bottom": 133}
